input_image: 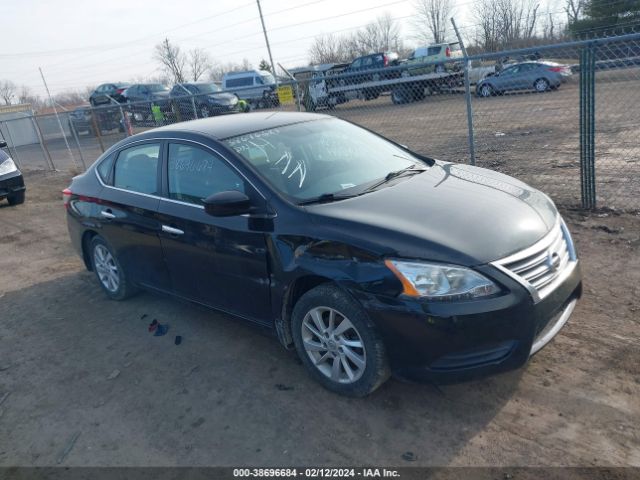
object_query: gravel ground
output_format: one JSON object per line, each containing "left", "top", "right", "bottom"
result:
{"left": 0, "top": 171, "right": 638, "bottom": 469}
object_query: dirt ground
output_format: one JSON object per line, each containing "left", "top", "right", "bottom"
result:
{"left": 0, "top": 171, "right": 638, "bottom": 469}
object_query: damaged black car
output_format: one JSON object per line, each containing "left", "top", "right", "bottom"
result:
{"left": 65, "top": 112, "right": 581, "bottom": 397}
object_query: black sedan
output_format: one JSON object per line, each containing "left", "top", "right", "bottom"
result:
{"left": 170, "top": 83, "right": 239, "bottom": 119}
{"left": 0, "top": 141, "right": 25, "bottom": 206}
{"left": 64, "top": 113, "right": 581, "bottom": 397}
{"left": 89, "top": 82, "right": 130, "bottom": 106}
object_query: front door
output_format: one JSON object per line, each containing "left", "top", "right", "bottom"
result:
{"left": 157, "top": 141, "right": 272, "bottom": 324}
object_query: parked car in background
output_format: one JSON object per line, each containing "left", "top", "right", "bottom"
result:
{"left": 169, "top": 83, "right": 239, "bottom": 119}
{"left": 222, "top": 70, "right": 278, "bottom": 109}
{"left": 122, "top": 83, "right": 171, "bottom": 122}
{"left": 69, "top": 105, "right": 123, "bottom": 135}
{"left": 89, "top": 83, "right": 130, "bottom": 106}
{"left": 0, "top": 140, "right": 25, "bottom": 206}
{"left": 476, "top": 61, "right": 572, "bottom": 97}
{"left": 468, "top": 61, "right": 497, "bottom": 84}
{"left": 404, "top": 42, "right": 463, "bottom": 75}
{"left": 337, "top": 52, "right": 400, "bottom": 100}
{"left": 64, "top": 112, "right": 581, "bottom": 397}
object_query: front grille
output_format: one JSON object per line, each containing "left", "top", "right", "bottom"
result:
{"left": 494, "top": 219, "right": 576, "bottom": 302}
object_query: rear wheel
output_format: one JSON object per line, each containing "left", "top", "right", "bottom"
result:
{"left": 534, "top": 78, "right": 550, "bottom": 92}
{"left": 90, "top": 236, "right": 136, "bottom": 300}
{"left": 292, "top": 284, "right": 390, "bottom": 397}
{"left": 7, "top": 190, "right": 25, "bottom": 206}
{"left": 435, "top": 64, "right": 446, "bottom": 73}
{"left": 200, "top": 105, "right": 212, "bottom": 117}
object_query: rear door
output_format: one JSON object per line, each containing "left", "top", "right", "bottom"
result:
{"left": 157, "top": 141, "right": 272, "bottom": 324}
{"left": 97, "top": 141, "right": 172, "bottom": 291}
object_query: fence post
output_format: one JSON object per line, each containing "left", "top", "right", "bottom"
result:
{"left": 580, "top": 43, "right": 597, "bottom": 209}
{"left": 90, "top": 109, "right": 106, "bottom": 153}
{"left": 69, "top": 121, "right": 87, "bottom": 171}
{"left": 451, "top": 17, "right": 476, "bottom": 166}
{"left": 1, "top": 121, "right": 22, "bottom": 169}
{"left": 30, "top": 116, "right": 56, "bottom": 170}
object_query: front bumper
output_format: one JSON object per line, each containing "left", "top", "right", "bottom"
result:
{"left": 0, "top": 170, "right": 25, "bottom": 199}
{"left": 352, "top": 260, "right": 582, "bottom": 384}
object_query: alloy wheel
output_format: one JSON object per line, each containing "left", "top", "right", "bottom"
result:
{"left": 301, "top": 306, "right": 367, "bottom": 384}
{"left": 481, "top": 85, "right": 492, "bottom": 97}
{"left": 535, "top": 79, "right": 549, "bottom": 92}
{"left": 93, "top": 244, "right": 119, "bottom": 293}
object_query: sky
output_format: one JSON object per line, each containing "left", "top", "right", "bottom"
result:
{"left": 1, "top": 0, "right": 558, "bottom": 98}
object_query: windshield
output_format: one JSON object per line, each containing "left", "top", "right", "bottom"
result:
{"left": 197, "top": 83, "right": 222, "bottom": 93}
{"left": 224, "top": 118, "right": 425, "bottom": 202}
{"left": 260, "top": 73, "right": 276, "bottom": 85}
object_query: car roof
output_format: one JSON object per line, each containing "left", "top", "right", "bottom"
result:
{"left": 150, "top": 111, "right": 331, "bottom": 140}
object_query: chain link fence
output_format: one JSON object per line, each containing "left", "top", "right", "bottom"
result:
{"left": 2, "top": 33, "right": 639, "bottom": 211}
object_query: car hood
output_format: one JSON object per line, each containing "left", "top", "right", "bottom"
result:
{"left": 208, "top": 92, "right": 237, "bottom": 104}
{"left": 305, "top": 162, "right": 558, "bottom": 266}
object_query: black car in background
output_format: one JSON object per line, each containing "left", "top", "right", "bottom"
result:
{"left": 0, "top": 140, "right": 25, "bottom": 206}
{"left": 89, "top": 83, "right": 130, "bottom": 106}
{"left": 122, "top": 83, "right": 171, "bottom": 121}
{"left": 64, "top": 112, "right": 581, "bottom": 397}
{"left": 336, "top": 52, "right": 401, "bottom": 99}
{"left": 169, "top": 83, "right": 240, "bottom": 119}
{"left": 69, "top": 105, "right": 124, "bottom": 135}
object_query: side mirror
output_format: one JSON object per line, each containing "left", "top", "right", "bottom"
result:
{"left": 0, "top": 140, "right": 6, "bottom": 148}
{"left": 203, "top": 190, "right": 252, "bottom": 217}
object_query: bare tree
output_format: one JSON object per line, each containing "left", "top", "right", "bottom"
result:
{"left": 208, "top": 59, "right": 253, "bottom": 82}
{"left": 308, "top": 34, "right": 352, "bottom": 64}
{"left": 412, "top": 0, "right": 454, "bottom": 44}
{"left": 565, "top": 0, "right": 584, "bottom": 24}
{"left": 473, "top": 0, "right": 540, "bottom": 51}
{"left": 154, "top": 38, "right": 186, "bottom": 84}
{"left": 189, "top": 48, "right": 212, "bottom": 82}
{"left": 0, "top": 80, "right": 16, "bottom": 105}
{"left": 355, "top": 13, "right": 403, "bottom": 53}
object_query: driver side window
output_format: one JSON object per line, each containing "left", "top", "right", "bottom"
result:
{"left": 168, "top": 143, "right": 245, "bottom": 205}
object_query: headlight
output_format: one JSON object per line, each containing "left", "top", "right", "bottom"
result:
{"left": 0, "top": 157, "right": 17, "bottom": 176}
{"left": 385, "top": 259, "right": 500, "bottom": 301}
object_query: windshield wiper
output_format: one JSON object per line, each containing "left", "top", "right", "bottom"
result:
{"left": 298, "top": 192, "right": 359, "bottom": 206}
{"left": 361, "top": 164, "right": 426, "bottom": 194}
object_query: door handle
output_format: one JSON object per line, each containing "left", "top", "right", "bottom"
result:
{"left": 100, "top": 210, "right": 115, "bottom": 219}
{"left": 162, "top": 225, "right": 184, "bottom": 236}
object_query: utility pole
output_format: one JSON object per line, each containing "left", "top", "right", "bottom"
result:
{"left": 256, "top": 0, "right": 278, "bottom": 87}
{"left": 39, "top": 67, "right": 78, "bottom": 169}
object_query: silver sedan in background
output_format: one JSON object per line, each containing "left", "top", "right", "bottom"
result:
{"left": 476, "top": 61, "right": 572, "bottom": 97}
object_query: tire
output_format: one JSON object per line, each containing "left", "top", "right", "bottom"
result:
{"left": 7, "top": 190, "right": 25, "bottom": 206}
{"left": 534, "top": 78, "right": 550, "bottom": 92}
{"left": 391, "top": 88, "right": 410, "bottom": 105}
{"left": 435, "top": 64, "right": 446, "bottom": 73}
{"left": 200, "top": 105, "right": 211, "bottom": 118}
{"left": 477, "top": 83, "right": 494, "bottom": 97}
{"left": 90, "top": 236, "right": 136, "bottom": 301}
{"left": 291, "top": 284, "right": 390, "bottom": 397}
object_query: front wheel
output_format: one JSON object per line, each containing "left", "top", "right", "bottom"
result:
{"left": 90, "top": 236, "right": 136, "bottom": 300}
{"left": 200, "top": 105, "right": 212, "bottom": 118}
{"left": 292, "top": 284, "right": 390, "bottom": 397}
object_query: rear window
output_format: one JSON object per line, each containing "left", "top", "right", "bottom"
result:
{"left": 427, "top": 46, "right": 441, "bottom": 56}
{"left": 97, "top": 153, "right": 115, "bottom": 184}
{"left": 113, "top": 144, "right": 161, "bottom": 195}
